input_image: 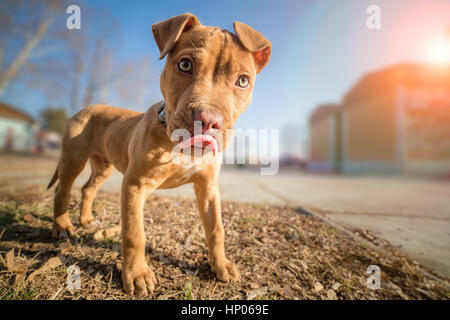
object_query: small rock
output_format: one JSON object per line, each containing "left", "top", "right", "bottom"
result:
{"left": 247, "top": 287, "right": 268, "bottom": 300}
{"left": 332, "top": 282, "right": 341, "bottom": 291}
{"left": 93, "top": 230, "right": 104, "bottom": 240}
{"left": 249, "top": 282, "right": 259, "bottom": 289}
{"left": 312, "top": 282, "right": 324, "bottom": 293}
{"left": 327, "top": 289, "right": 337, "bottom": 300}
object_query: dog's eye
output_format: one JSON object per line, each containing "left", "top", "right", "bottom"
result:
{"left": 178, "top": 58, "right": 192, "bottom": 73}
{"left": 236, "top": 75, "right": 249, "bottom": 88}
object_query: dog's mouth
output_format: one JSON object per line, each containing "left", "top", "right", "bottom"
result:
{"left": 176, "top": 134, "right": 218, "bottom": 156}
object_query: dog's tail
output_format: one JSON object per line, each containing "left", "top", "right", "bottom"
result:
{"left": 47, "top": 163, "right": 59, "bottom": 190}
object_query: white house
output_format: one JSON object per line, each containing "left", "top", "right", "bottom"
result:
{"left": 0, "top": 102, "right": 38, "bottom": 153}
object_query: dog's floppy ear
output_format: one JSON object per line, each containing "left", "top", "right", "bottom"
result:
{"left": 233, "top": 22, "right": 271, "bottom": 74}
{"left": 152, "top": 13, "right": 200, "bottom": 60}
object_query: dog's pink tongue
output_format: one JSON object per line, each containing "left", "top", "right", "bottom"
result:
{"left": 177, "top": 135, "right": 218, "bottom": 156}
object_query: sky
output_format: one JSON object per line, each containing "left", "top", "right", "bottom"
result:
{"left": 2, "top": 0, "right": 450, "bottom": 156}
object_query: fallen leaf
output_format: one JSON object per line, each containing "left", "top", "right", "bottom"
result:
{"left": 27, "top": 256, "right": 63, "bottom": 281}
{"left": 23, "top": 213, "right": 34, "bottom": 223}
{"left": 6, "top": 249, "right": 15, "bottom": 271}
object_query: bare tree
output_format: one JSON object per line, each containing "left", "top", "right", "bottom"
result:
{"left": 61, "top": 17, "right": 155, "bottom": 114}
{"left": 0, "top": 1, "right": 155, "bottom": 115}
{"left": 0, "top": 0, "right": 63, "bottom": 95}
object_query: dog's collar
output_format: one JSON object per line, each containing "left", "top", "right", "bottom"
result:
{"left": 158, "top": 100, "right": 166, "bottom": 125}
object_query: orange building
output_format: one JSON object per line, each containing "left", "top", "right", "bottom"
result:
{"left": 308, "top": 64, "right": 450, "bottom": 174}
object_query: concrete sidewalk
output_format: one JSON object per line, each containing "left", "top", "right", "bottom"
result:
{"left": 1, "top": 155, "right": 449, "bottom": 278}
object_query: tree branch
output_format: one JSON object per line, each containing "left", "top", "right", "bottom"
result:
{"left": 0, "top": 16, "right": 51, "bottom": 96}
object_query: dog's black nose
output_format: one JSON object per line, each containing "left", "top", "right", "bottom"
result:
{"left": 193, "top": 109, "right": 223, "bottom": 133}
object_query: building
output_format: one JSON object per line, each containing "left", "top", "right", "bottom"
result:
{"left": 308, "top": 104, "right": 340, "bottom": 172}
{"left": 0, "top": 102, "right": 39, "bottom": 153}
{"left": 308, "top": 64, "right": 450, "bottom": 174}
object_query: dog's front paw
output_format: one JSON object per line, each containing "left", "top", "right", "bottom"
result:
{"left": 52, "top": 218, "right": 75, "bottom": 239}
{"left": 122, "top": 260, "right": 157, "bottom": 296}
{"left": 210, "top": 258, "right": 240, "bottom": 283}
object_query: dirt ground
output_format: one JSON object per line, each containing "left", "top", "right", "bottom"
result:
{"left": 0, "top": 181, "right": 448, "bottom": 300}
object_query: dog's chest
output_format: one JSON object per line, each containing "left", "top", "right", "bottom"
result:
{"left": 158, "top": 163, "right": 202, "bottom": 189}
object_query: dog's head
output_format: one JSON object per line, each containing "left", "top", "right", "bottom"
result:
{"left": 152, "top": 13, "right": 271, "bottom": 151}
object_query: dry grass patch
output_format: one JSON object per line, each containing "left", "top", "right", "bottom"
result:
{"left": 0, "top": 184, "right": 448, "bottom": 300}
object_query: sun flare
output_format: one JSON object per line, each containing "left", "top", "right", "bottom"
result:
{"left": 428, "top": 36, "right": 450, "bottom": 65}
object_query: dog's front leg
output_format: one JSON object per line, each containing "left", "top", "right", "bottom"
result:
{"left": 194, "top": 179, "right": 240, "bottom": 282}
{"left": 121, "top": 176, "right": 156, "bottom": 296}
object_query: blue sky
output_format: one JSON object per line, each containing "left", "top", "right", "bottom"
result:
{"left": 3, "top": 0, "right": 450, "bottom": 147}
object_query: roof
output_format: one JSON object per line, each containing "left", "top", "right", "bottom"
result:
{"left": 309, "top": 104, "right": 340, "bottom": 125}
{"left": 343, "top": 63, "right": 450, "bottom": 106}
{"left": 0, "top": 102, "right": 37, "bottom": 123}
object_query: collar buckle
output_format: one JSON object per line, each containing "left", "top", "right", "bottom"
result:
{"left": 158, "top": 100, "right": 166, "bottom": 125}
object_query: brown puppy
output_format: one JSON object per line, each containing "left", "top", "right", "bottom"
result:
{"left": 48, "top": 13, "right": 271, "bottom": 296}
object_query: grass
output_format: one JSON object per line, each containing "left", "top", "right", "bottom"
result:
{"left": 0, "top": 202, "right": 18, "bottom": 227}
{"left": 0, "top": 284, "right": 40, "bottom": 300}
{"left": 185, "top": 281, "right": 193, "bottom": 300}
{"left": 0, "top": 211, "right": 16, "bottom": 227}
{"left": 236, "top": 216, "right": 266, "bottom": 226}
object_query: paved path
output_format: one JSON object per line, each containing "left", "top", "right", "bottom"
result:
{"left": 1, "top": 156, "right": 449, "bottom": 278}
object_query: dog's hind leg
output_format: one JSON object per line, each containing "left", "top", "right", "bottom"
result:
{"left": 52, "top": 153, "right": 88, "bottom": 239}
{"left": 80, "top": 154, "right": 113, "bottom": 227}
